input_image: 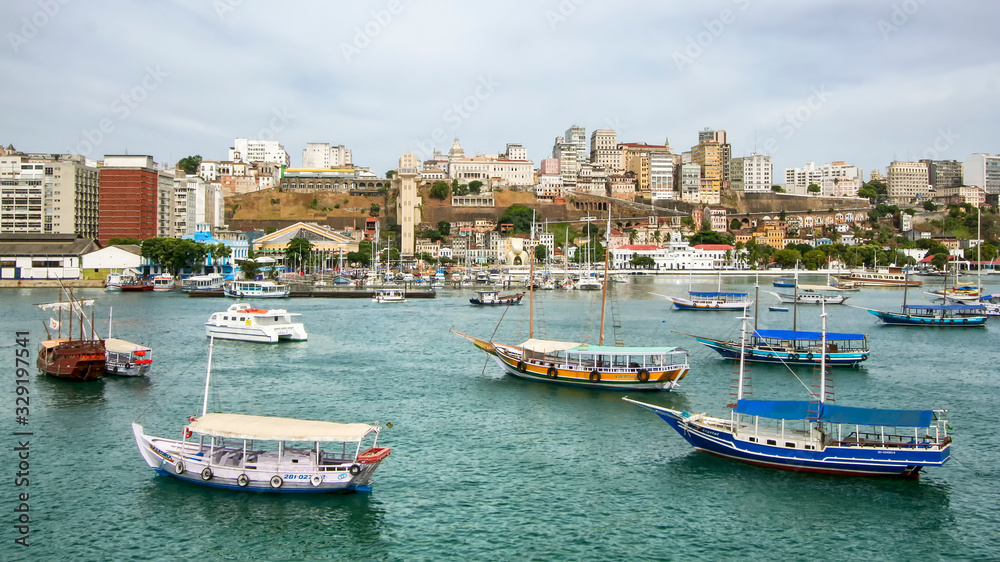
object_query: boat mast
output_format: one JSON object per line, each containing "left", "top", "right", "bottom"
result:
{"left": 819, "top": 304, "right": 828, "bottom": 403}
{"left": 978, "top": 205, "right": 982, "bottom": 293}
{"left": 201, "top": 336, "right": 216, "bottom": 417}
{"left": 599, "top": 206, "right": 612, "bottom": 346}
{"left": 108, "top": 307, "right": 113, "bottom": 339}
{"left": 737, "top": 312, "right": 749, "bottom": 400}
{"left": 753, "top": 274, "right": 759, "bottom": 332}
{"left": 529, "top": 237, "right": 535, "bottom": 339}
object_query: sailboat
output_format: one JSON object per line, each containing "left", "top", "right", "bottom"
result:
{"left": 626, "top": 307, "right": 952, "bottom": 477}
{"left": 37, "top": 290, "right": 106, "bottom": 381}
{"left": 453, "top": 209, "right": 690, "bottom": 391}
{"left": 657, "top": 270, "right": 753, "bottom": 311}
{"left": 132, "top": 337, "right": 391, "bottom": 493}
{"left": 867, "top": 268, "right": 987, "bottom": 326}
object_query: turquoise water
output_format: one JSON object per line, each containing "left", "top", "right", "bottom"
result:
{"left": 3, "top": 276, "right": 998, "bottom": 560}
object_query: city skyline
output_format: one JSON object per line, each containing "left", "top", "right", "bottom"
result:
{"left": 3, "top": 1, "right": 998, "bottom": 178}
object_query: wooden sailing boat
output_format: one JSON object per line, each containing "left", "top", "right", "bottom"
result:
{"left": 453, "top": 208, "right": 690, "bottom": 391}
{"left": 37, "top": 289, "right": 106, "bottom": 381}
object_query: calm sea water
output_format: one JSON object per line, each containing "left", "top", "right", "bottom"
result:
{"left": 3, "top": 275, "right": 998, "bottom": 560}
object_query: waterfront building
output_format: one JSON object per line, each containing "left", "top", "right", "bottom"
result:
{"left": 887, "top": 161, "right": 930, "bottom": 205}
{"left": 229, "top": 138, "right": 289, "bottom": 167}
{"left": 729, "top": 153, "right": 773, "bottom": 193}
{"left": 921, "top": 159, "right": 963, "bottom": 189}
{"left": 0, "top": 233, "right": 98, "bottom": 279}
{"left": 0, "top": 152, "right": 99, "bottom": 238}
{"left": 963, "top": 153, "right": 1000, "bottom": 194}
{"left": 394, "top": 153, "right": 421, "bottom": 257}
{"left": 302, "top": 142, "right": 352, "bottom": 169}
{"left": 98, "top": 155, "right": 158, "bottom": 245}
{"left": 610, "top": 242, "right": 736, "bottom": 270}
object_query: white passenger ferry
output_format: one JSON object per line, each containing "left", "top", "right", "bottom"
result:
{"left": 834, "top": 267, "right": 922, "bottom": 287}
{"left": 205, "top": 303, "right": 308, "bottom": 343}
{"left": 224, "top": 280, "right": 291, "bottom": 298}
{"left": 181, "top": 273, "right": 225, "bottom": 292}
{"left": 152, "top": 274, "right": 175, "bottom": 292}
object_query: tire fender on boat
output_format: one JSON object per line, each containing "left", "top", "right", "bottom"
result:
{"left": 269, "top": 475, "right": 283, "bottom": 489}
{"left": 237, "top": 474, "right": 249, "bottom": 487}
{"left": 311, "top": 474, "right": 323, "bottom": 487}
{"left": 516, "top": 361, "right": 526, "bottom": 373}
{"left": 789, "top": 353, "right": 799, "bottom": 361}
{"left": 589, "top": 370, "right": 601, "bottom": 382}
{"left": 806, "top": 353, "right": 814, "bottom": 360}
{"left": 174, "top": 461, "right": 185, "bottom": 475}
{"left": 637, "top": 369, "right": 650, "bottom": 382}
{"left": 201, "top": 468, "right": 213, "bottom": 481}
{"left": 546, "top": 366, "right": 557, "bottom": 379}
{"left": 349, "top": 464, "right": 362, "bottom": 476}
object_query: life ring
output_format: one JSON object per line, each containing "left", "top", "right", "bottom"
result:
{"left": 589, "top": 370, "right": 601, "bottom": 382}
{"left": 237, "top": 474, "right": 249, "bottom": 487}
{"left": 517, "top": 361, "right": 526, "bottom": 373}
{"left": 546, "top": 366, "right": 557, "bottom": 379}
{"left": 269, "top": 475, "right": 283, "bottom": 489}
{"left": 637, "top": 369, "right": 650, "bottom": 382}
{"left": 789, "top": 353, "right": 799, "bottom": 361}
{"left": 826, "top": 354, "right": 832, "bottom": 362}
{"left": 806, "top": 353, "right": 814, "bottom": 360}
{"left": 714, "top": 303, "right": 720, "bottom": 308}
{"left": 174, "top": 461, "right": 185, "bottom": 475}
{"left": 184, "top": 427, "right": 192, "bottom": 439}
{"left": 349, "top": 464, "right": 362, "bottom": 476}
{"left": 310, "top": 474, "right": 323, "bottom": 487}
{"left": 201, "top": 467, "right": 213, "bottom": 481}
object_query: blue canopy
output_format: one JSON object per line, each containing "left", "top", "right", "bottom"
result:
{"left": 690, "top": 291, "right": 748, "bottom": 298}
{"left": 903, "top": 304, "right": 984, "bottom": 310}
{"left": 734, "top": 399, "right": 934, "bottom": 427}
{"left": 753, "top": 329, "right": 865, "bottom": 341}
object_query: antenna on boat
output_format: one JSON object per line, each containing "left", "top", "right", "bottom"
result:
{"left": 202, "top": 336, "right": 215, "bottom": 417}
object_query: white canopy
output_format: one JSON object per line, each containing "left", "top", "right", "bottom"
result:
{"left": 520, "top": 338, "right": 584, "bottom": 353}
{"left": 188, "top": 413, "right": 375, "bottom": 442}
{"left": 37, "top": 299, "right": 95, "bottom": 311}
{"left": 797, "top": 284, "right": 850, "bottom": 292}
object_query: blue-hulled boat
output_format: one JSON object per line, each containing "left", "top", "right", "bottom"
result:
{"left": 627, "top": 312, "right": 951, "bottom": 477}
{"left": 772, "top": 277, "right": 796, "bottom": 287}
{"left": 662, "top": 291, "right": 752, "bottom": 311}
{"left": 868, "top": 304, "right": 987, "bottom": 327}
{"left": 687, "top": 328, "right": 870, "bottom": 367}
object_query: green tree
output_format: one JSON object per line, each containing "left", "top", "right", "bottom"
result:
{"left": 239, "top": 250, "right": 261, "bottom": 280}
{"left": 772, "top": 248, "right": 803, "bottom": 268}
{"left": 437, "top": 221, "right": 451, "bottom": 236}
{"left": 177, "top": 155, "right": 202, "bottom": 175}
{"left": 534, "top": 244, "right": 548, "bottom": 261}
{"left": 385, "top": 170, "right": 396, "bottom": 179}
{"left": 688, "top": 230, "right": 735, "bottom": 246}
{"left": 802, "top": 248, "right": 827, "bottom": 270}
{"left": 285, "top": 237, "right": 314, "bottom": 271}
{"left": 922, "top": 201, "right": 938, "bottom": 211}
{"left": 631, "top": 255, "right": 656, "bottom": 269}
{"left": 771, "top": 185, "right": 785, "bottom": 193}
{"left": 369, "top": 203, "right": 381, "bottom": 217}
{"left": 729, "top": 219, "right": 742, "bottom": 231}
{"left": 469, "top": 180, "right": 483, "bottom": 194}
{"left": 808, "top": 183, "right": 822, "bottom": 194}
{"left": 858, "top": 186, "right": 877, "bottom": 200}
{"left": 140, "top": 237, "right": 211, "bottom": 275}
{"left": 107, "top": 237, "right": 142, "bottom": 246}
{"left": 498, "top": 205, "right": 536, "bottom": 234}
{"left": 429, "top": 181, "right": 450, "bottom": 200}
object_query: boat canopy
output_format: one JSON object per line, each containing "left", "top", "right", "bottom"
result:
{"left": 734, "top": 399, "right": 933, "bottom": 427}
{"left": 188, "top": 413, "right": 375, "bottom": 442}
{"left": 753, "top": 329, "right": 866, "bottom": 341}
{"left": 902, "top": 304, "right": 984, "bottom": 310}
{"left": 521, "top": 338, "right": 585, "bottom": 353}
{"left": 797, "top": 284, "right": 850, "bottom": 292}
{"left": 689, "top": 291, "right": 748, "bottom": 298}
{"left": 37, "top": 299, "right": 95, "bottom": 311}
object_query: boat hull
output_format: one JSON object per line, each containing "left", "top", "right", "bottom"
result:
{"left": 37, "top": 340, "right": 106, "bottom": 381}
{"left": 669, "top": 297, "right": 751, "bottom": 311}
{"left": 132, "top": 424, "right": 382, "bottom": 494}
{"left": 205, "top": 324, "right": 308, "bottom": 343}
{"left": 630, "top": 403, "right": 949, "bottom": 477}
{"left": 868, "top": 310, "right": 987, "bottom": 327}
{"left": 696, "top": 338, "right": 868, "bottom": 367}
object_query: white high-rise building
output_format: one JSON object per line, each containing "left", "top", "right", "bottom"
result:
{"left": 679, "top": 163, "right": 701, "bottom": 203}
{"left": 229, "top": 138, "right": 289, "bottom": 166}
{"left": 302, "top": 143, "right": 353, "bottom": 169}
{"left": 0, "top": 153, "right": 99, "bottom": 237}
{"left": 783, "top": 161, "right": 863, "bottom": 196}
{"left": 649, "top": 151, "right": 676, "bottom": 201}
{"left": 565, "top": 125, "right": 587, "bottom": 165}
{"left": 589, "top": 129, "right": 622, "bottom": 171}
{"left": 963, "top": 153, "right": 1000, "bottom": 194}
{"left": 887, "top": 161, "right": 930, "bottom": 205}
{"left": 729, "top": 153, "right": 773, "bottom": 193}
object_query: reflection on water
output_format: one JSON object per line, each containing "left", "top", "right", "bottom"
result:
{"left": 36, "top": 375, "right": 107, "bottom": 408}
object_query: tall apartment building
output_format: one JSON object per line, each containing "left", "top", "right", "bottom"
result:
{"left": 920, "top": 159, "right": 962, "bottom": 189}
{"left": 729, "top": 153, "right": 773, "bottom": 193}
{"left": 394, "top": 153, "right": 422, "bottom": 257}
{"left": 0, "top": 153, "right": 99, "bottom": 238}
{"left": 963, "top": 154, "right": 1000, "bottom": 194}
{"left": 98, "top": 155, "right": 159, "bottom": 244}
{"left": 589, "top": 129, "right": 622, "bottom": 171}
{"left": 620, "top": 142, "right": 673, "bottom": 199}
{"left": 887, "top": 161, "right": 930, "bottom": 205}
{"left": 679, "top": 163, "right": 702, "bottom": 203}
{"left": 564, "top": 125, "right": 587, "bottom": 165}
{"left": 155, "top": 170, "right": 203, "bottom": 238}
{"left": 783, "top": 161, "right": 863, "bottom": 197}
{"left": 552, "top": 138, "right": 578, "bottom": 191}
{"left": 698, "top": 129, "right": 731, "bottom": 187}
{"left": 691, "top": 140, "right": 722, "bottom": 204}
{"left": 302, "top": 143, "right": 352, "bottom": 169}
{"left": 157, "top": 170, "right": 175, "bottom": 237}
{"left": 229, "top": 138, "right": 289, "bottom": 166}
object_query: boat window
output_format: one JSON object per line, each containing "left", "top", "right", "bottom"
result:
{"left": 612, "top": 355, "right": 628, "bottom": 368}
{"left": 766, "top": 439, "right": 777, "bottom": 445}
{"left": 749, "top": 437, "right": 757, "bottom": 443}
{"left": 785, "top": 442, "right": 795, "bottom": 448}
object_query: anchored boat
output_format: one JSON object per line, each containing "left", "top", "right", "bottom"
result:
{"left": 205, "top": 303, "right": 308, "bottom": 343}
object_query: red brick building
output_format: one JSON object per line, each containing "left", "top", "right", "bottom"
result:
{"left": 98, "top": 155, "right": 158, "bottom": 244}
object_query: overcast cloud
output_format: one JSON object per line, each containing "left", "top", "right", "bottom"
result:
{"left": 2, "top": 0, "right": 997, "bottom": 179}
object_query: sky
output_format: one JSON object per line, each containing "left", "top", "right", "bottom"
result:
{"left": 3, "top": 0, "right": 999, "bottom": 181}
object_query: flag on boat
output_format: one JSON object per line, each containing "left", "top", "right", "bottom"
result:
{"left": 49, "top": 317, "right": 60, "bottom": 330}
